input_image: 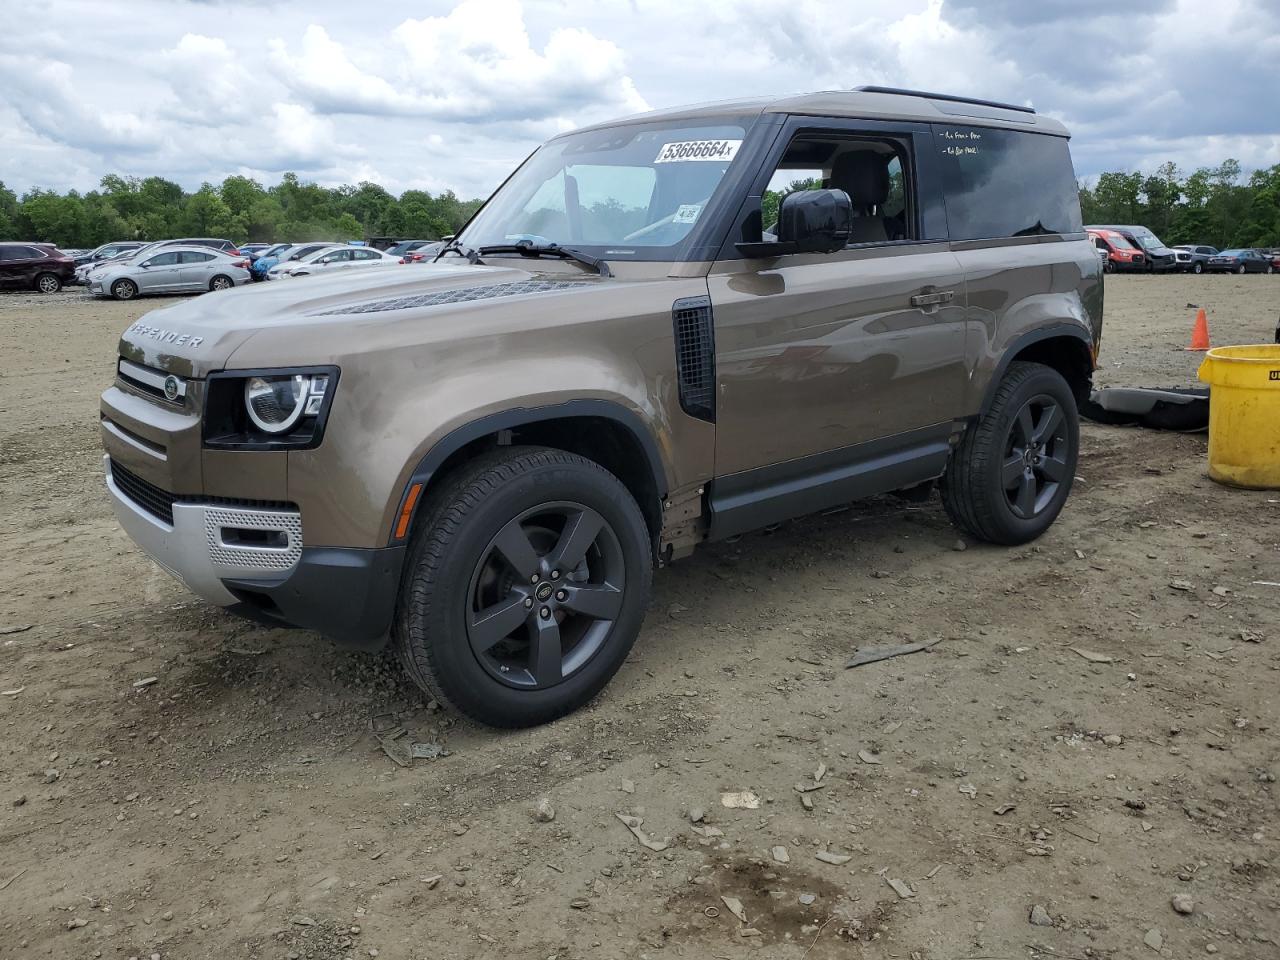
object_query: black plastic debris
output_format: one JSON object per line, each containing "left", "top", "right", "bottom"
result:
{"left": 1081, "top": 387, "right": 1209, "bottom": 431}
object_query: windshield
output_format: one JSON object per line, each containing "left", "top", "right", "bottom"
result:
{"left": 457, "top": 120, "right": 748, "bottom": 259}
{"left": 1133, "top": 233, "right": 1164, "bottom": 251}
{"left": 1219, "top": 249, "right": 1244, "bottom": 256}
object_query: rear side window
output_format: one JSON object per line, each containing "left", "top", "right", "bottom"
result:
{"left": 933, "top": 127, "right": 1082, "bottom": 240}
{"left": 179, "top": 251, "right": 214, "bottom": 263}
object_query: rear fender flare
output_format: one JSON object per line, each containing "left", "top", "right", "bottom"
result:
{"left": 978, "top": 323, "right": 1095, "bottom": 416}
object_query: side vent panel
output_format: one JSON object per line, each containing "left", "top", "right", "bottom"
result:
{"left": 672, "top": 295, "right": 716, "bottom": 423}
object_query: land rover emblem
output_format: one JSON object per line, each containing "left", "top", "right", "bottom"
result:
{"left": 164, "top": 376, "right": 181, "bottom": 401}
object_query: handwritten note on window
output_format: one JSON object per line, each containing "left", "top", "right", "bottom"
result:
{"left": 940, "top": 129, "right": 982, "bottom": 156}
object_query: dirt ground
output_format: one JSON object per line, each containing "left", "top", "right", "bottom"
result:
{"left": 1, "top": 275, "right": 1277, "bottom": 960}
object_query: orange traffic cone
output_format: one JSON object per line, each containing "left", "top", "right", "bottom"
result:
{"left": 1186, "top": 308, "right": 1210, "bottom": 351}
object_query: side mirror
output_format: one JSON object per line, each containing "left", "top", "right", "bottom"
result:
{"left": 777, "top": 189, "right": 852, "bottom": 253}
{"left": 736, "top": 189, "right": 852, "bottom": 257}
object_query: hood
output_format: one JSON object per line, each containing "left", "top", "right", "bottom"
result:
{"left": 115, "top": 260, "right": 546, "bottom": 378}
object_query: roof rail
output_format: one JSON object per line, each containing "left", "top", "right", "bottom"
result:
{"left": 854, "top": 85, "right": 1035, "bottom": 115}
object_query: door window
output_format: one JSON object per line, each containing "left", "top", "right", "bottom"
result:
{"left": 758, "top": 134, "right": 916, "bottom": 245}
{"left": 353, "top": 248, "right": 381, "bottom": 260}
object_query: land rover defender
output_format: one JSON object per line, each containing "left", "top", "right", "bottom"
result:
{"left": 101, "top": 87, "right": 1103, "bottom": 727}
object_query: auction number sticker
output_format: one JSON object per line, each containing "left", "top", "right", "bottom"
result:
{"left": 654, "top": 139, "right": 741, "bottom": 163}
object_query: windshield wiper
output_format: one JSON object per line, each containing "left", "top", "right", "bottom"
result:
{"left": 432, "top": 238, "right": 482, "bottom": 264}
{"left": 476, "top": 241, "right": 612, "bottom": 278}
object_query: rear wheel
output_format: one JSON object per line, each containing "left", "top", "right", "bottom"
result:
{"left": 111, "top": 278, "right": 138, "bottom": 301}
{"left": 34, "top": 272, "right": 61, "bottom": 294}
{"left": 394, "top": 446, "right": 652, "bottom": 728}
{"left": 941, "top": 362, "right": 1079, "bottom": 545}
{"left": 209, "top": 274, "right": 233, "bottom": 291}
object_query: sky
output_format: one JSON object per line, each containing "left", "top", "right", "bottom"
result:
{"left": 2, "top": 0, "right": 1278, "bottom": 200}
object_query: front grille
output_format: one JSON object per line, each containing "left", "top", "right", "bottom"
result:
{"left": 117, "top": 358, "right": 186, "bottom": 407}
{"left": 111, "top": 460, "right": 175, "bottom": 525}
{"left": 109, "top": 459, "right": 294, "bottom": 527}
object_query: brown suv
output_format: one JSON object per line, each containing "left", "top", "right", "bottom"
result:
{"left": 101, "top": 87, "right": 1102, "bottom": 727}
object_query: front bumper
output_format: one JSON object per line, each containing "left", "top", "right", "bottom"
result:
{"left": 104, "top": 456, "right": 402, "bottom": 648}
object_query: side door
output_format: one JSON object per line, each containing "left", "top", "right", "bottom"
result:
{"left": 705, "top": 118, "right": 966, "bottom": 537}
{"left": 351, "top": 248, "right": 389, "bottom": 270}
{"left": 178, "top": 250, "right": 216, "bottom": 289}
{"left": 0, "top": 245, "right": 20, "bottom": 288}
{"left": 137, "top": 251, "right": 183, "bottom": 292}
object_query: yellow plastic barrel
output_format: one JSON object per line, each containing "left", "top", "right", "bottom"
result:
{"left": 1197, "top": 344, "right": 1280, "bottom": 489}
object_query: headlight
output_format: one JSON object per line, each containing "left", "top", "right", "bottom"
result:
{"left": 203, "top": 367, "right": 337, "bottom": 450}
{"left": 244, "top": 373, "right": 328, "bottom": 433}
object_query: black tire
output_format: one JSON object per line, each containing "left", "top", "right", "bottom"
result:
{"left": 209, "top": 274, "right": 233, "bottom": 291}
{"left": 1103, "top": 260, "right": 1115, "bottom": 274}
{"left": 941, "top": 362, "right": 1079, "bottom": 545}
{"left": 34, "top": 272, "right": 61, "bottom": 294}
{"left": 1193, "top": 262, "right": 1203, "bottom": 274}
{"left": 111, "top": 278, "right": 138, "bottom": 301}
{"left": 393, "top": 446, "right": 652, "bottom": 728}
{"left": 1237, "top": 264, "right": 1247, "bottom": 275}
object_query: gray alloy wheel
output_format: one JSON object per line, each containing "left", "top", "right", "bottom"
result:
{"left": 111, "top": 278, "right": 138, "bottom": 301}
{"left": 209, "top": 274, "right": 233, "bottom": 291}
{"left": 1001, "top": 394, "right": 1071, "bottom": 521}
{"left": 465, "top": 501, "right": 626, "bottom": 691}
{"left": 394, "top": 446, "right": 652, "bottom": 728}
{"left": 1193, "top": 262, "right": 1203, "bottom": 274}
{"left": 35, "top": 272, "right": 61, "bottom": 294}
{"left": 1237, "top": 264, "right": 1247, "bottom": 275}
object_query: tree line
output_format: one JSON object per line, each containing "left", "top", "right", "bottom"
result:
{"left": 3, "top": 157, "right": 1278, "bottom": 251}
{"left": 0, "top": 173, "right": 485, "bottom": 249}
{"left": 1079, "top": 160, "right": 1280, "bottom": 248}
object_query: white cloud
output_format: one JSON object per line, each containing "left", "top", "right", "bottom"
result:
{"left": 0, "top": 0, "right": 1276, "bottom": 201}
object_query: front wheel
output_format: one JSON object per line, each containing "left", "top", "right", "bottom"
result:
{"left": 111, "top": 278, "right": 138, "bottom": 301}
{"left": 1193, "top": 262, "right": 1204, "bottom": 274}
{"left": 941, "top": 362, "right": 1079, "bottom": 545}
{"left": 394, "top": 446, "right": 652, "bottom": 727}
{"left": 1237, "top": 265, "right": 1247, "bottom": 275}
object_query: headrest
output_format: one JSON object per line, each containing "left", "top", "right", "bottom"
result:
{"left": 829, "top": 151, "right": 889, "bottom": 206}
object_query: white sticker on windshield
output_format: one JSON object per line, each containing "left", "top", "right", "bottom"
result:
{"left": 672, "top": 204, "right": 702, "bottom": 225}
{"left": 654, "top": 139, "right": 742, "bottom": 163}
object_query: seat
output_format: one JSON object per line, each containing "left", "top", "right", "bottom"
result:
{"left": 827, "top": 151, "right": 892, "bottom": 244}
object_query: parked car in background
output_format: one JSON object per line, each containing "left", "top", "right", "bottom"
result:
{"left": 238, "top": 243, "right": 272, "bottom": 260}
{"left": 86, "top": 246, "right": 250, "bottom": 300}
{"left": 398, "top": 241, "right": 447, "bottom": 263}
{"left": 1255, "top": 248, "right": 1280, "bottom": 271}
{"left": 266, "top": 245, "right": 399, "bottom": 279}
{"left": 1206, "top": 249, "right": 1273, "bottom": 274}
{"left": 1172, "top": 244, "right": 1218, "bottom": 274}
{"left": 251, "top": 242, "right": 331, "bottom": 280}
{"left": 1086, "top": 224, "right": 1176, "bottom": 271}
{"left": 0, "top": 242, "right": 75, "bottom": 293}
{"left": 1087, "top": 228, "right": 1146, "bottom": 272}
{"left": 74, "top": 241, "right": 145, "bottom": 270}
{"left": 384, "top": 239, "right": 437, "bottom": 258}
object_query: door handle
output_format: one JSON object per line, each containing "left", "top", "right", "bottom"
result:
{"left": 910, "top": 289, "right": 956, "bottom": 310}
